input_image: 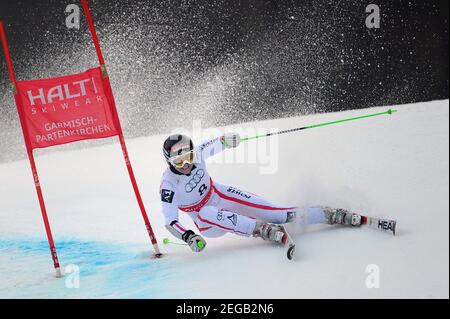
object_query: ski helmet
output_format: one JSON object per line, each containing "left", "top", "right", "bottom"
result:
{"left": 163, "top": 134, "right": 194, "bottom": 165}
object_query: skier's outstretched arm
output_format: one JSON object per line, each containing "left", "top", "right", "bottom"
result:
{"left": 161, "top": 184, "right": 187, "bottom": 240}
{"left": 161, "top": 183, "right": 207, "bottom": 252}
{"left": 197, "top": 133, "right": 241, "bottom": 161}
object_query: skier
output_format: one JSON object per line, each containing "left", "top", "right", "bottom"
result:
{"left": 160, "top": 133, "right": 365, "bottom": 253}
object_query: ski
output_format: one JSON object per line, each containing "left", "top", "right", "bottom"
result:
{"left": 279, "top": 225, "right": 296, "bottom": 260}
{"left": 362, "top": 216, "right": 397, "bottom": 235}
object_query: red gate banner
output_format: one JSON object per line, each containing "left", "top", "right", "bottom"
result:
{"left": 0, "top": 0, "right": 161, "bottom": 277}
{"left": 16, "top": 67, "right": 119, "bottom": 149}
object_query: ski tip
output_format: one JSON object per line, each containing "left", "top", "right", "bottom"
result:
{"left": 287, "top": 245, "right": 295, "bottom": 260}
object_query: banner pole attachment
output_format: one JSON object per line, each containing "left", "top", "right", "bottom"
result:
{"left": 0, "top": 21, "right": 62, "bottom": 277}
{"left": 80, "top": 1, "right": 162, "bottom": 257}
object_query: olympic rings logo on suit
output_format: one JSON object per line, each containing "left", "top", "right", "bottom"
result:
{"left": 185, "top": 169, "right": 205, "bottom": 193}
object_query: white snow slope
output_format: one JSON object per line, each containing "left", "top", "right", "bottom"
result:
{"left": 0, "top": 100, "right": 448, "bottom": 299}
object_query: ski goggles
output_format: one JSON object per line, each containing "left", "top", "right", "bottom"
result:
{"left": 168, "top": 150, "right": 196, "bottom": 168}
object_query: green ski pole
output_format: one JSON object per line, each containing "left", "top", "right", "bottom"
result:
{"left": 241, "top": 109, "right": 397, "bottom": 142}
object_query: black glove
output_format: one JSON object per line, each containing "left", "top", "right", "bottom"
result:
{"left": 182, "top": 230, "right": 207, "bottom": 253}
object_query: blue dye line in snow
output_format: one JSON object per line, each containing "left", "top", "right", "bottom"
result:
{"left": 0, "top": 237, "right": 180, "bottom": 298}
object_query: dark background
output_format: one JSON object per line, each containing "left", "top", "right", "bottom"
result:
{"left": 0, "top": 0, "right": 448, "bottom": 162}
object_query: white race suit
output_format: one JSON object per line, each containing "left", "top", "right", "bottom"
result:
{"left": 160, "top": 137, "right": 325, "bottom": 240}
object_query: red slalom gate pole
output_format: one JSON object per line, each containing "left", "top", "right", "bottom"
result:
{"left": 81, "top": 0, "right": 162, "bottom": 257}
{"left": 0, "top": 21, "right": 62, "bottom": 277}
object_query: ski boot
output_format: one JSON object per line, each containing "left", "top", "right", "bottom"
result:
{"left": 253, "top": 221, "right": 296, "bottom": 260}
{"left": 324, "top": 207, "right": 362, "bottom": 227}
{"left": 253, "top": 222, "right": 286, "bottom": 243}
